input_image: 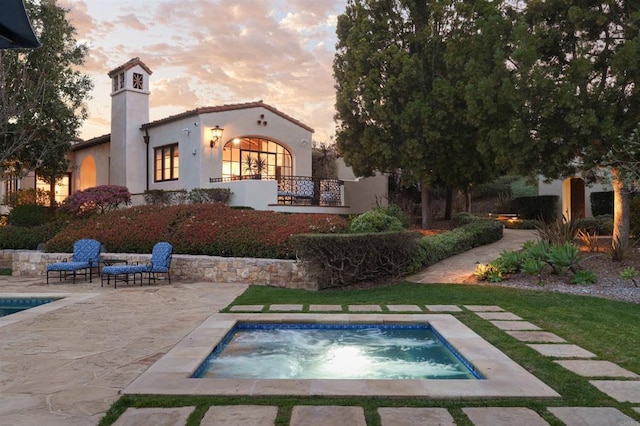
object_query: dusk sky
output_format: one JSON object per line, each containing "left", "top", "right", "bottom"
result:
{"left": 60, "top": 0, "right": 348, "bottom": 143}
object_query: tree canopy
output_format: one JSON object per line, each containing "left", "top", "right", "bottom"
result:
{"left": 334, "top": 0, "right": 510, "bottom": 228}
{"left": 0, "top": 0, "right": 92, "bottom": 198}
{"left": 498, "top": 0, "right": 640, "bottom": 244}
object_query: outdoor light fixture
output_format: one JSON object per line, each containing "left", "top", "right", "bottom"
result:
{"left": 210, "top": 125, "right": 224, "bottom": 148}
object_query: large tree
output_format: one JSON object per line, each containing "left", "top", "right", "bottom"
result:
{"left": 334, "top": 0, "right": 509, "bottom": 228}
{"left": 491, "top": 1, "right": 640, "bottom": 245}
{"left": 0, "top": 0, "right": 92, "bottom": 205}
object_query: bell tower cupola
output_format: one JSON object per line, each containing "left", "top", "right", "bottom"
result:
{"left": 107, "top": 57, "right": 152, "bottom": 193}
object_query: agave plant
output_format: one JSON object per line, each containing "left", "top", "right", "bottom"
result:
{"left": 571, "top": 270, "right": 597, "bottom": 285}
{"left": 547, "top": 242, "right": 581, "bottom": 274}
{"left": 495, "top": 249, "right": 523, "bottom": 274}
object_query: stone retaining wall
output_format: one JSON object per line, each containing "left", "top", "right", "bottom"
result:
{"left": 7, "top": 250, "right": 318, "bottom": 290}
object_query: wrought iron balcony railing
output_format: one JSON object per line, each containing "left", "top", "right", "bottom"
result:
{"left": 209, "top": 175, "right": 344, "bottom": 206}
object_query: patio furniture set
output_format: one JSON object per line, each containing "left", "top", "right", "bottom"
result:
{"left": 45, "top": 239, "right": 172, "bottom": 288}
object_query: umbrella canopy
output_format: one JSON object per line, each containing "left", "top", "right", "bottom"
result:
{"left": 0, "top": 0, "right": 41, "bottom": 49}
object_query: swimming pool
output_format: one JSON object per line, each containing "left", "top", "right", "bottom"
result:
{"left": 0, "top": 293, "right": 100, "bottom": 329}
{"left": 0, "top": 297, "right": 56, "bottom": 317}
{"left": 125, "top": 313, "right": 560, "bottom": 399}
{"left": 194, "top": 323, "right": 482, "bottom": 380}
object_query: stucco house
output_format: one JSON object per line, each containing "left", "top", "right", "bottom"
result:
{"left": 1, "top": 58, "right": 386, "bottom": 214}
{"left": 538, "top": 175, "right": 611, "bottom": 220}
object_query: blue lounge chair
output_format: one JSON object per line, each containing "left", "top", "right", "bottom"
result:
{"left": 46, "top": 239, "right": 101, "bottom": 284}
{"left": 143, "top": 242, "right": 173, "bottom": 284}
{"left": 100, "top": 242, "right": 173, "bottom": 288}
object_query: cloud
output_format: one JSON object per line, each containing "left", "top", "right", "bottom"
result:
{"left": 115, "top": 13, "right": 147, "bottom": 31}
{"left": 151, "top": 77, "right": 200, "bottom": 108}
{"left": 75, "top": 0, "right": 347, "bottom": 143}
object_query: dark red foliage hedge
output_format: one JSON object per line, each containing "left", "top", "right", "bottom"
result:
{"left": 45, "top": 203, "right": 348, "bottom": 259}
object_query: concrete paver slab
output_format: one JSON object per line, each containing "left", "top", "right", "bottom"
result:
{"left": 506, "top": 331, "right": 566, "bottom": 343}
{"left": 308, "top": 304, "right": 342, "bottom": 312}
{"left": 268, "top": 304, "right": 303, "bottom": 312}
{"left": 290, "top": 405, "right": 366, "bottom": 426}
{"left": 590, "top": 380, "right": 640, "bottom": 403}
{"left": 348, "top": 304, "right": 383, "bottom": 312}
{"left": 491, "top": 320, "right": 541, "bottom": 331}
{"left": 425, "top": 305, "right": 462, "bottom": 312}
{"left": 547, "top": 407, "right": 638, "bottom": 426}
{"left": 555, "top": 360, "right": 639, "bottom": 378}
{"left": 462, "top": 407, "right": 549, "bottom": 426}
{"left": 475, "top": 312, "right": 522, "bottom": 320}
{"left": 386, "top": 304, "right": 422, "bottom": 312}
{"left": 528, "top": 344, "right": 596, "bottom": 358}
{"left": 229, "top": 304, "right": 263, "bottom": 312}
{"left": 378, "top": 407, "right": 455, "bottom": 425}
{"left": 112, "top": 406, "right": 195, "bottom": 426}
{"left": 200, "top": 405, "right": 278, "bottom": 425}
{"left": 464, "top": 305, "right": 505, "bottom": 312}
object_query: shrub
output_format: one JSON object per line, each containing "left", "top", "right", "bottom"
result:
{"left": 143, "top": 189, "right": 174, "bottom": 206}
{"left": 408, "top": 219, "right": 503, "bottom": 272}
{"left": 571, "top": 270, "right": 597, "bottom": 285}
{"left": 45, "top": 204, "right": 349, "bottom": 258}
{"left": 60, "top": 185, "right": 131, "bottom": 217}
{"left": 590, "top": 191, "right": 614, "bottom": 216}
{"left": 579, "top": 215, "right": 613, "bottom": 235}
{"left": 7, "top": 204, "right": 53, "bottom": 227}
{"left": 374, "top": 204, "right": 411, "bottom": 228}
{"left": 188, "top": 188, "right": 231, "bottom": 204}
{"left": 474, "top": 263, "right": 503, "bottom": 282}
{"left": 547, "top": 242, "right": 581, "bottom": 274}
{"left": 0, "top": 221, "right": 65, "bottom": 249}
{"left": 290, "top": 232, "right": 421, "bottom": 289}
{"left": 509, "top": 195, "right": 559, "bottom": 221}
{"left": 3, "top": 188, "right": 49, "bottom": 207}
{"left": 494, "top": 249, "right": 523, "bottom": 274}
{"left": 451, "top": 212, "right": 480, "bottom": 227}
{"left": 536, "top": 215, "right": 581, "bottom": 245}
{"left": 350, "top": 209, "right": 405, "bottom": 233}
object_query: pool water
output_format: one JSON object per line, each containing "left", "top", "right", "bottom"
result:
{"left": 194, "top": 323, "right": 481, "bottom": 380}
{"left": 0, "top": 298, "right": 56, "bottom": 317}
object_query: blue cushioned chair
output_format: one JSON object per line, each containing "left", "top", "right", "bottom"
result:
{"left": 143, "top": 242, "right": 173, "bottom": 285}
{"left": 46, "top": 239, "right": 101, "bottom": 284}
{"left": 100, "top": 242, "right": 172, "bottom": 288}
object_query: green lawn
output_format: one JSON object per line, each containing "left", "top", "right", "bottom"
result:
{"left": 102, "top": 283, "right": 640, "bottom": 426}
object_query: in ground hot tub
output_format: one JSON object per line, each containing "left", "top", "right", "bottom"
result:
{"left": 193, "top": 322, "right": 482, "bottom": 380}
{"left": 125, "top": 313, "right": 560, "bottom": 399}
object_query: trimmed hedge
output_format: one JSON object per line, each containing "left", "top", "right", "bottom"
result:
{"left": 590, "top": 191, "right": 614, "bottom": 217}
{"left": 0, "top": 221, "right": 66, "bottom": 249}
{"left": 509, "top": 195, "right": 559, "bottom": 221}
{"left": 408, "top": 219, "right": 504, "bottom": 273}
{"left": 290, "top": 231, "right": 421, "bottom": 289}
{"left": 7, "top": 204, "right": 53, "bottom": 227}
{"left": 45, "top": 204, "right": 348, "bottom": 258}
{"left": 291, "top": 218, "right": 503, "bottom": 289}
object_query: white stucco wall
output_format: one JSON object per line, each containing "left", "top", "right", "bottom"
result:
{"left": 538, "top": 176, "right": 612, "bottom": 218}
{"left": 199, "top": 106, "right": 313, "bottom": 183}
{"left": 110, "top": 63, "right": 150, "bottom": 195}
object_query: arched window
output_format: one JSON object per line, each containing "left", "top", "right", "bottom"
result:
{"left": 222, "top": 137, "right": 292, "bottom": 180}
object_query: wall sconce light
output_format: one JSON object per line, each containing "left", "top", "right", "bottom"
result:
{"left": 210, "top": 125, "right": 224, "bottom": 148}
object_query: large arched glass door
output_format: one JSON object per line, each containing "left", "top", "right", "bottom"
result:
{"left": 222, "top": 137, "right": 292, "bottom": 180}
